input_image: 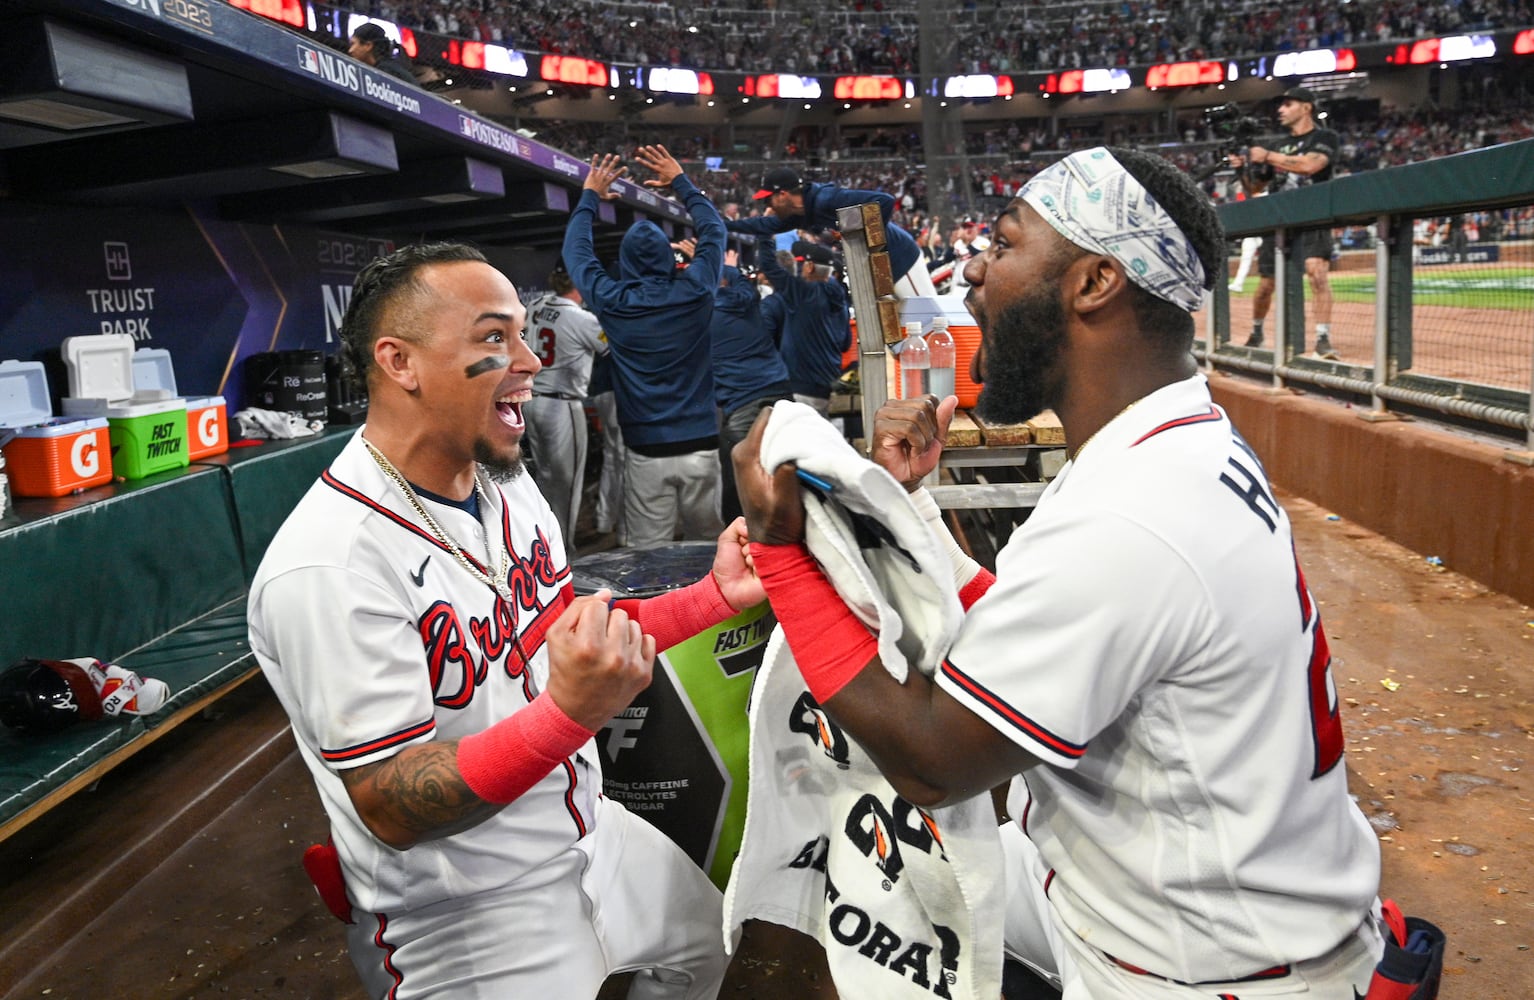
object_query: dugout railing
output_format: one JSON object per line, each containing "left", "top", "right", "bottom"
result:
{"left": 1208, "top": 138, "right": 1534, "bottom": 453}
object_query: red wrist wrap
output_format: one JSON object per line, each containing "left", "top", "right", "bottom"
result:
{"left": 750, "top": 541, "right": 878, "bottom": 703}
{"left": 959, "top": 567, "right": 996, "bottom": 610}
{"left": 456, "top": 692, "right": 594, "bottom": 804}
{"left": 613, "top": 573, "right": 738, "bottom": 652}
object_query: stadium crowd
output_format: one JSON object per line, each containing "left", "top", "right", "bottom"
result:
{"left": 306, "top": 0, "right": 1534, "bottom": 250}
{"left": 526, "top": 100, "right": 1534, "bottom": 229}
{"left": 335, "top": 0, "right": 1529, "bottom": 74}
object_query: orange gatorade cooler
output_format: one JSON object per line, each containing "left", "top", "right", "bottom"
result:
{"left": 0, "top": 360, "right": 114, "bottom": 497}
{"left": 184, "top": 396, "right": 229, "bottom": 460}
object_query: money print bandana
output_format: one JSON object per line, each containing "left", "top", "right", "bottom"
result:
{"left": 1021, "top": 147, "right": 1207, "bottom": 312}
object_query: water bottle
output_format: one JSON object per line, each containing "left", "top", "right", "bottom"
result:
{"left": 899, "top": 321, "right": 929, "bottom": 399}
{"left": 926, "top": 316, "right": 956, "bottom": 400}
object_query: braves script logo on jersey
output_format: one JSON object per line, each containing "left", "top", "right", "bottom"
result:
{"left": 418, "top": 529, "right": 564, "bottom": 707}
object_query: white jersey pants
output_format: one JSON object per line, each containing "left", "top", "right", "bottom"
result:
{"left": 999, "top": 823, "right": 1383, "bottom": 999}
{"left": 348, "top": 797, "right": 730, "bottom": 1000}
{"left": 524, "top": 394, "right": 587, "bottom": 543}
{"left": 621, "top": 448, "right": 721, "bottom": 549}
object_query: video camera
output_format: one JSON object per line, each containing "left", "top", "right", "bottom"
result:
{"left": 1202, "top": 103, "right": 1275, "bottom": 182}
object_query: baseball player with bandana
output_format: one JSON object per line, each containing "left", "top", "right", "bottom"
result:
{"left": 734, "top": 147, "right": 1385, "bottom": 998}
{"left": 522, "top": 265, "right": 608, "bottom": 543}
{"left": 249, "top": 242, "right": 765, "bottom": 999}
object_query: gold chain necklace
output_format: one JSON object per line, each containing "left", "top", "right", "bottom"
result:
{"left": 363, "top": 437, "right": 514, "bottom": 602}
{"left": 1069, "top": 399, "right": 1142, "bottom": 463}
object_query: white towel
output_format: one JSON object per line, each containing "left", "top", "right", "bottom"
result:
{"left": 723, "top": 400, "right": 1003, "bottom": 999}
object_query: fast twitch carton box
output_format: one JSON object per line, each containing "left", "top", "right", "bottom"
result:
{"left": 0, "top": 359, "right": 114, "bottom": 497}
{"left": 127, "top": 350, "right": 228, "bottom": 461}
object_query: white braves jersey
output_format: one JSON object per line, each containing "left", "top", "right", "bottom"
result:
{"left": 249, "top": 431, "right": 597, "bottom": 915}
{"left": 526, "top": 293, "right": 608, "bottom": 399}
{"left": 936, "top": 375, "right": 1379, "bottom": 982}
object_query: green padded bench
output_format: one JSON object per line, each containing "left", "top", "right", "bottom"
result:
{"left": 0, "top": 427, "right": 353, "bottom": 842}
{"left": 195, "top": 427, "right": 356, "bottom": 582}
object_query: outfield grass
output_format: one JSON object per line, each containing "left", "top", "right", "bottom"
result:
{"left": 1228, "top": 265, "right": 1534, "bottom": 308}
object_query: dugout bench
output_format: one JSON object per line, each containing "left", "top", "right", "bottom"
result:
{"left": 0, "top": 427, "right": 352, "bottom": 844}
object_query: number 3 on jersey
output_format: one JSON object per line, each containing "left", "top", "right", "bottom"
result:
{"left": 533, "top": 327, "right": 557, "bottom": 367}
{"left": 1294, "top": 552, "right": 1345, "bottom": 778}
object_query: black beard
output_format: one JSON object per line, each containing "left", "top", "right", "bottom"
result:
{"left": 974, "top": 288, "right": 1067, "bottom": 426}
{"left": 474, "top": 439, "right": 525, "bottom": 484}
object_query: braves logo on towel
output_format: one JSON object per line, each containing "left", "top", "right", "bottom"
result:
{"left": 724, "top": 402, "right": 1004, "bottom": 1000}
{"left": 789, "top": 691, "right": 851, "bottom": 767}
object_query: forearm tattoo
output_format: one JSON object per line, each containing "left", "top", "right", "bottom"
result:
{"left": 341, "top": 742, "right": 500, "bottom": 841}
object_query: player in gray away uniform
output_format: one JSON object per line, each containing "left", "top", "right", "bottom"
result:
{"left": 523, "top": 265, "right": 608, "bottom": 543}
{"left": 249, "top": 242, "right": 764, "bottom": 1000}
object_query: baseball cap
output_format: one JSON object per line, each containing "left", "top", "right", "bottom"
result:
{"left": 352, "top": 21, "right": 388, "bottom": 43}
{"left": 791, "top": 240, "right": 836, "bottom": 266}
{"left": 753, "top": 166, "right": 802, "bottom": 200}
{"left": 1278, "top": 86, "right": 1318, "bottom": 107}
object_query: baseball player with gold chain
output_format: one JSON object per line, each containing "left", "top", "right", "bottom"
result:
{"left": 250, "top": 242, "right": 762, "bottom": 999}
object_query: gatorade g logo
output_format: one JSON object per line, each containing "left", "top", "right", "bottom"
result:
{"left": 844, "top": 793, "right": 948, "bottom": 888}
{"left": 197, "top": 408, "right": 220, "bottom": 447}
{"left": 789, "top": 691, "right": 850, "bottom": 768}
{"left": 70, "top": 433, "right": 100, "bottom": 477}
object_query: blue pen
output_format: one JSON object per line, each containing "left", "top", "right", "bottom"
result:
{"left": 795, "top": 468, "right": 834, "bottom": 494}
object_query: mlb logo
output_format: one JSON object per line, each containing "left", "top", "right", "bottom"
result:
{"left": 297, "top": 44, "right": 320, "bottom": 75}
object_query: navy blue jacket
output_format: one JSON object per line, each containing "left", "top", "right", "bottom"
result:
{"left": 562, "top": 173, "right": 724, "bottom": 452}
{"left": 710, "top": 266, "right": 790, "bottom": 417}
{"left": 760, "top": 291, "right": 787, "bottom": 348}
{"left": 726, "top": 181, "right": 921, "bottom": 283}
{"left": 761, "top": 251, "right": 850, "bottom": 399}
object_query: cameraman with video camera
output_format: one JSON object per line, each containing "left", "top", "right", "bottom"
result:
{"left": 1229, "top": 87, "right": 1341, "bottom": 357}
